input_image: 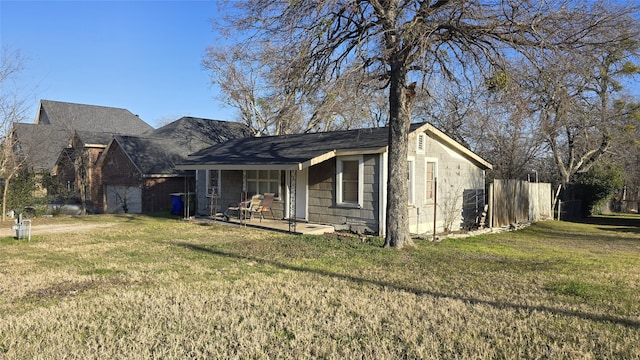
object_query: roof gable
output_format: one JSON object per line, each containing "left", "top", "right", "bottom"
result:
{"left": 106, "top": 136, "right": 186, "bottom": 176}
{"left": 74, "top": 131, "right": 116, "bottom": 147}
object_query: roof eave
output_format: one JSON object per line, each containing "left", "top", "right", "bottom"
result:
{"left": 419, "top": 123, "right": 493, "bottom": 170}
{"left": 176, "top": 163, "right": 301, "bottom": 171}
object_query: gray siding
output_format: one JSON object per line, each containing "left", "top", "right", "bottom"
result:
{"left": 307, "top": 154, "right": 380, "bottom": 233}
{"left": 408, "top": 132, "right": 486, "bottom": 234}
{"left": 196, "top": 170, "right": 245, "bottom": 216}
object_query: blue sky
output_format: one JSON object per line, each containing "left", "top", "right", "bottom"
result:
{"left": 1, "top": 0, "right": 234, "bottom": 128}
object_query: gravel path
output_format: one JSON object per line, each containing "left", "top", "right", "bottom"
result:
{"left": 0, "top": 222, "right": 117, "bottom": 238}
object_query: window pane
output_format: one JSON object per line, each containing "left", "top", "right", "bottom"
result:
{"left": 247, "top": 181, "right": 257, "bottom": 195}
{"left": 343, "top": 182, "right": 358, "bottom": 202}
{"left": 259, "top": 182, "right": 268, "bottom": 195}
{"left": 426, "top": 162, "right": 435, "bottom": 200}
{"left": 342, "top": 160, "right": 358, "bottom": 180}
{"left": 209, "top": 170, "right": 219, "bottom": 188}
{"left": 339, "top": 159, "right": 360, "bottom": 204}
{"left": 245, "top": 171, "right": 280, "bottom": 196}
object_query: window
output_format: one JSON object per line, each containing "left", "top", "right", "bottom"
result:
{"left": 246, "top": 170, "right": 280, "bottom": 197}
{"left": 336, "top": 156, "right": 363, "bottom": 206}
{"left": 417, "top": 133, "right": 426, "bottom": 154}
{"left": 408, "top": 158, "right": 415, "bottom": 205}
{"left": 208, "top": 170, "right": 220, "bottom": 196}
{"left": 425, "top": 160, "right": 437, "bottom": 201}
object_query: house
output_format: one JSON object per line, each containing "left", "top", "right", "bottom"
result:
{"left": 12, "top": 100, "right": 154, "bottom": 202}
{"left": 23, "top": 100, "right": 153, "bottom": 172}
{"left": 97, "top": 117, "right": 252, "bottom": 214}
{"left": 52, "top": 131, "right": 116, "bottom": 212}
{"left": 177, "top": 122, "right": 492, "bottom": 236}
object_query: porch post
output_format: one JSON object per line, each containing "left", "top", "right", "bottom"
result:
{"left": 241, "top": 170, "right": 246, "bottom": 225}
{"left": 288, "top": 170, "right": 297, "bottom": 233}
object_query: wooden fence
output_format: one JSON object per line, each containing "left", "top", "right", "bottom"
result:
{"left": 489, "top": 180, "right": 552, "bottom": 228}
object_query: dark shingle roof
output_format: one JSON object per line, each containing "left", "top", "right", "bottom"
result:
{"left": 15, "top": 100, "right": 155, "bottom": 172}
{"left": 75, "top": 131, "right": 116, "bottom": 146}
{"left": 180, "top": 122, "right": 493, "bottom": 170}
{"left": 151, "top": 117, "right": 252, "bottom": 154}
{"left": 13, "top": 123, "right": 72, "bottom": 172}
{"left": 106, "top": 118, "right": 252, "bottom": 176}
{"left": 184, "top": 124, "right": 426, "bottom": 167}
{"left": 113, "top": 136, "right": 186, "bottom": 175}
{"left": 38, "top": 100, "right": 153, "bottom": 134}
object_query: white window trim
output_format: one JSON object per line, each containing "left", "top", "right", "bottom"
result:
{"left": 408, "top": 156, "right": 415, "bottom": 206}
{"left": 425, "top": 157, "right": 438, "bottom": 203}
{"left": 336, "top": 155, "right": 364, "bottom": 208}
{"left": 417, "top": 133, "right": 426, "bottom": 154}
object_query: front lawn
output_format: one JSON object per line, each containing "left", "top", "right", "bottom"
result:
{"left": 1, "top": 214, "right": 639, "bottom": 359}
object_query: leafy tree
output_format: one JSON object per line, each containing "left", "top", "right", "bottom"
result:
{"left": 212, "top": 0, "right": 636, "bottom": 247}
{"left": 575, "top": 162, "right": 624, "bottom": 216}
{"left": 0, "top": 46, "right": 30, "bottom": 221}
{"left": 610, "top": 99, "right": 640, "bottom": 203}
{"left": 1, "top": 168, "right": 37, "bottom": 214}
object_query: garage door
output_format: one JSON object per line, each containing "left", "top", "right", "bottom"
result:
{"left": 105, "top": 185, "right": 142, "bottom": 214}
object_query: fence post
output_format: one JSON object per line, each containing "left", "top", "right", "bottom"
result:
{"left": 488, "top": 182, "right": 494, "bottom": 228}
{"left": 557, "top": 200, "right": 562, "bottom": 221}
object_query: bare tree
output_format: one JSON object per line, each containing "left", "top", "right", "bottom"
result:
{"left": 517, "top": 23, "right": 640, "bottom": 189}
{"left": 204, "top": 41, "right": 384, "bottom": 135}
{"left": 413, "top": 81, "right": 475, "bottom": 148}
{"left": 0, "top": 47, "right": 31, "bottom": 222}
{"left": 214, "top": 0, "right": 636, "bottom": 247}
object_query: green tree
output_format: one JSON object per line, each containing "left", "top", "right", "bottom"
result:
{"left": 575, "top": 163, "right": 624, "bottom": 216}
{"left": 1, "top": 46, "right": 30, "bottom": 221}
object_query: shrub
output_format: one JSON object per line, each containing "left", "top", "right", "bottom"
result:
{"left": 574, "top": 162, "right": 624, "bottom": 216}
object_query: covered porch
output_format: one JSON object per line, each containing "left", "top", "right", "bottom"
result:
{"left": 204, "top": 214, "right": 335, "bottom": 235}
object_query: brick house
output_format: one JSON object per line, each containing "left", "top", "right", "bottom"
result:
{"left": 97, "top": 117, "right": 251, "bottom": 213}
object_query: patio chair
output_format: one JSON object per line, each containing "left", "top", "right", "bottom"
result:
{"left": 242, "top": 194, "right": 263, "bottom": 220}
{"left": 224, "top": 194, "right": 261, "bottom": 221}
{"left": 251, "top": 193, "right": 276, "bottom": 222}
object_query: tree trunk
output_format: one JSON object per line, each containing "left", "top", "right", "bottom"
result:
{"left": 383, "top": 63, "right": 414, "bottom": 248}
{"left": 2, "top": 176, "right": 11, "bottom": 222}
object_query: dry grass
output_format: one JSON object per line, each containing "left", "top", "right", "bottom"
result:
{"left": 1, "top": 214, "right": 639, "bottom": 359}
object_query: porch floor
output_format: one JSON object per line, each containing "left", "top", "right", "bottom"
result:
{"left": 204, "top": 214, "right": 335, "bottom": 235}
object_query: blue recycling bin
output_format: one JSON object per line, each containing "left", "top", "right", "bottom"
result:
{"left": 170, "top": 193, "right": 183, "bottom": 215}
{"left": 170, "top": 193, "right": 196, "bottom": 216}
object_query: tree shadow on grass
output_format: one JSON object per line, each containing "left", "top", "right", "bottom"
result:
{"left": 573, "top": 215, "right": 640, "bottom": 228}
{"left": 175, "top": 242, "right": 640, "bottom": 329}
{"left": 571, "top": 215, "right": 640, "bottom": 236}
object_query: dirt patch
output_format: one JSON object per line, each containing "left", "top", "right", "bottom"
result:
{"left": 24, "top": 277, "right": 134, "bottom": 301}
